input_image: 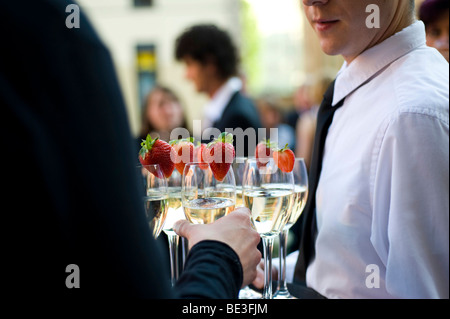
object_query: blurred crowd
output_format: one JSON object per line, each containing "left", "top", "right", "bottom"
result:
{"left": 139, "top": 0, "right": 449, "bottom": 173}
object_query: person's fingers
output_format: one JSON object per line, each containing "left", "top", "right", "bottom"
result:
{"left": 228, "top": 206, "right": 252, "bottom": 219}
{"left": 252, "top": 262, "right": 265, "bottom": 289}
{"left": 173, "top": 220, "right": 193, "bottom": 239}
{"left": 256, "top": 251, "right": 263, "bottom": 267}
{"left": 227, "top": 207, "right": 257, "bottom": 233}
{"left": 231, "top": 207, "right": 261, "bottom": 248}
{"left": 258, "top": 259, "right": 265, "bottom": 269}
{"left": 245, "top": 249, "right": 262, "bottom": 287}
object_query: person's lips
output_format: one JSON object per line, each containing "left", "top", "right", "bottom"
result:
{"left": 313, "top": 19, "right": 339, "bottom": 32}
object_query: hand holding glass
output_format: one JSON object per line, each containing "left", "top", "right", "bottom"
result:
{"left": 182, "top": 163, "right": 236, "bottom": 226}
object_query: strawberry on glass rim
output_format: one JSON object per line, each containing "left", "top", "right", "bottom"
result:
{"left": 273, "top": 144, "right": 295, "bottom": 173}
{"left": 205, "top": 132, "right": 236, "bottom": 182}
{"left": 170, "top": 137, "right": 195, "bottom": 175}
{"left": 255, "top": 139, "right": 277, "bottom": 168}
{"left": 194, "top": 141, "right": 209, "bottom": 170}
{"left": 139, "top": 134, "right": 176, "bottom": 178}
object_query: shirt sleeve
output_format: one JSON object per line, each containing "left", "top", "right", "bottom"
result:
{"left": 371, "top": 109, "right": 449, "bottom": 298}
{"left": 175, "top": 241, "right": 243, "bottom": 299}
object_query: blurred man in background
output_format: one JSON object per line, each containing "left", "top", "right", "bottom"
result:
{"left": 175, "top": 24, "right": 262, "bottom": 156}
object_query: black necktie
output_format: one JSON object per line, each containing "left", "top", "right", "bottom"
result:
{"left": 294, "top": 79, "right": 344, "bottom": 282}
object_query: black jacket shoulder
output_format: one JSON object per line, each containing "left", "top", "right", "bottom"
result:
{"left": 213, "top": 91, "right": 262, "bottom": 133}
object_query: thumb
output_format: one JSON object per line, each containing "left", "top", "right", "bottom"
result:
{"left": 173, "top": 219, "right": 193, "bottom": 239}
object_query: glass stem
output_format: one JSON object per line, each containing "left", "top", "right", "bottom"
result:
{"left": 181, "top": 237, "right": 189, "bottom": 271}
{"left": 278, "top": 228, "right": 289, "bottom": 293}
{"left": 167, "top": 233, "right": 180, "bottom": 286}
{"left": 262, "top": 236, "right": 275, "bottom": 299}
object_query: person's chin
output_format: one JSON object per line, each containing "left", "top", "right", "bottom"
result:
{"left": 318, "top": 40, "right": 345, "bottom": 57}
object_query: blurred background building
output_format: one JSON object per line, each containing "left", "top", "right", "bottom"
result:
{"left": 77, "top": 0, "right": 342, "bottom": 136}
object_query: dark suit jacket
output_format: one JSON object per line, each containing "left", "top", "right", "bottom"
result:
{"left": 1, "top": 0, "right": 242, "bottom": 298}
{"left": 212, "top": 91, "right": 262, "bottom": 157}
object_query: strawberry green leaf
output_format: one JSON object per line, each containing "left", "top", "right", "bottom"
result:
{"left": 208, "top": 132, "right": 234, "bottom": 148}
{"left": 169, "top": 137, "right": 195, "bottom": 146}
{"left": 275, "top": 144, "right": 290, "bottom": 153}
{"left": 141, "top": 134, "right": 159, "bottom": 151}
{"left": 260, "top": 139, "right": 278, "bottom": 150}
{"left": 277, "top": 144, "right": 290, "bottom": 152}
{"left": 139, "top": 147, "right": 147, "bottom": 159}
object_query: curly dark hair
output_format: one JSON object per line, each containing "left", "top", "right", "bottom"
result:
{"left": 420, "top": 0, "right": 449, "bottom": 25}
{"left": 175, "top": 24, "right": 239, "bottom": 80}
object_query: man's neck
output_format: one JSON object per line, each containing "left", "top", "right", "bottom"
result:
{"left": 207, "top": 78, "right": 228, "bottom": 99}
{"left": 345, "top": 3, "right": 415, "bottom": 65}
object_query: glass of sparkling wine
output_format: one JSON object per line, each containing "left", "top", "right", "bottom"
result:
{"left": 232, "top": 157, "right": 247, "bottom": 208}
{"left": 274, "top": 158, "right": 308, "bottom": 299}
{"left": 138, "top": 164, "right": 169, "bottom": 239}
{"left": 162, "top": 169, "right": 185, "bottom": 286}
{"left": 234, "top": 157, "right": 262, "bottom": 299}
{"left": 243, "top": 158, "right": 294, "bottom": 299}
{"left": 182, "top": 163, "right": 236, "bottom": 226}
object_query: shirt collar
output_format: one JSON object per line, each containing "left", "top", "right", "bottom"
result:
{"left": 204, "top": 77, "right": 242, "bottom": 123}
{"left": 333, "top": 21, "right": 427, "bottom": 106}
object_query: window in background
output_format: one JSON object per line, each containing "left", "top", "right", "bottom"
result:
{"left": 133, "top": 0, "right": 153, "bottom": 8}
{"left": 136, "top": 44, "right": 157, "bottom": 110}
{"left": 241, "top": 0, "right": 304, "bottom": 96}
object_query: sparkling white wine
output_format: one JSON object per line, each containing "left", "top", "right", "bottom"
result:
{"left": 236, "top": 186, "right": 244, "bottom": 207}
{"left": 144, "top": 195, "right": 169, "bottom": 238}
{"left": 205, "top": 185, "right": 236, "bottom": 200}
{"left": 183, "top": 197, "right": 235, "bottom": 225}
{"left": 285, "top": 185, "right": 308, "bottom": 228}
{"left": 243, "top": 187, "right": 293, "bottom": 237}
{"left": 163, "top": 187, "right": 186, "bottom": 235}
{"left": 167, "top": 187, "right": 182, "bottom": 210}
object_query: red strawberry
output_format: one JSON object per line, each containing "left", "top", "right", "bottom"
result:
{"left": 255, "top": 139, "right": 276, "bottom": 168}
{"left": 206, "top": 132, "right": 236, "bottom": 182}
{"left": 273, "top": 144, "right": 295, "bottom": 173}
{"left": 194, "top": 142, "right": 209, "bottom": 170}
{"left": 170, "top": 138, "right": 195, "bottom": 175}
{"left": 139, "top": 135, "right": 176, "bottom": 178}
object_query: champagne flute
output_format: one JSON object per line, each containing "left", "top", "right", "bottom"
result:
{"left": 242, "top": 158, "right": 294, "bottom": 299}
{"left": 182, "top": 163, "right": 236, "bottom": 225}
{"left": 274, "top": 158, "right": 308, "bottom": 299}
{"left": 138, "top": 164, "right": 169, "bottom": 239}
{"left": 234, "top": 157, "right": 262, "bottom": 299}
{"left": 232, "top": 157, "right": 247, "bottom": 208}
{"left": 162, "top": 169, "right": 185, "bottom": 286}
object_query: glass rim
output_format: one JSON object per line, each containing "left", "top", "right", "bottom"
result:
{"left": 234, "top": 157, "right": 247, "bottom": 164}
{"left": 184, "top": 161, "right": 207, "bottom": 166}
{"left": 246, "top": 158, "right": 274, "bottom": 163}
{"left": 137, "top": 163, "right": 162, "bottom": 169}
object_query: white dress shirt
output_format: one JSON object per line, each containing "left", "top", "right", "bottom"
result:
{"left": 300, "top": 21, "right": 449, "bottom": 299}
{"left": 202, "top": 77, "right": 242, "bottom": 131}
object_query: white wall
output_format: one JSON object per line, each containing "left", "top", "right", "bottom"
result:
{"left": 77, "top": 0, "right": 242, "bottom": 136}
